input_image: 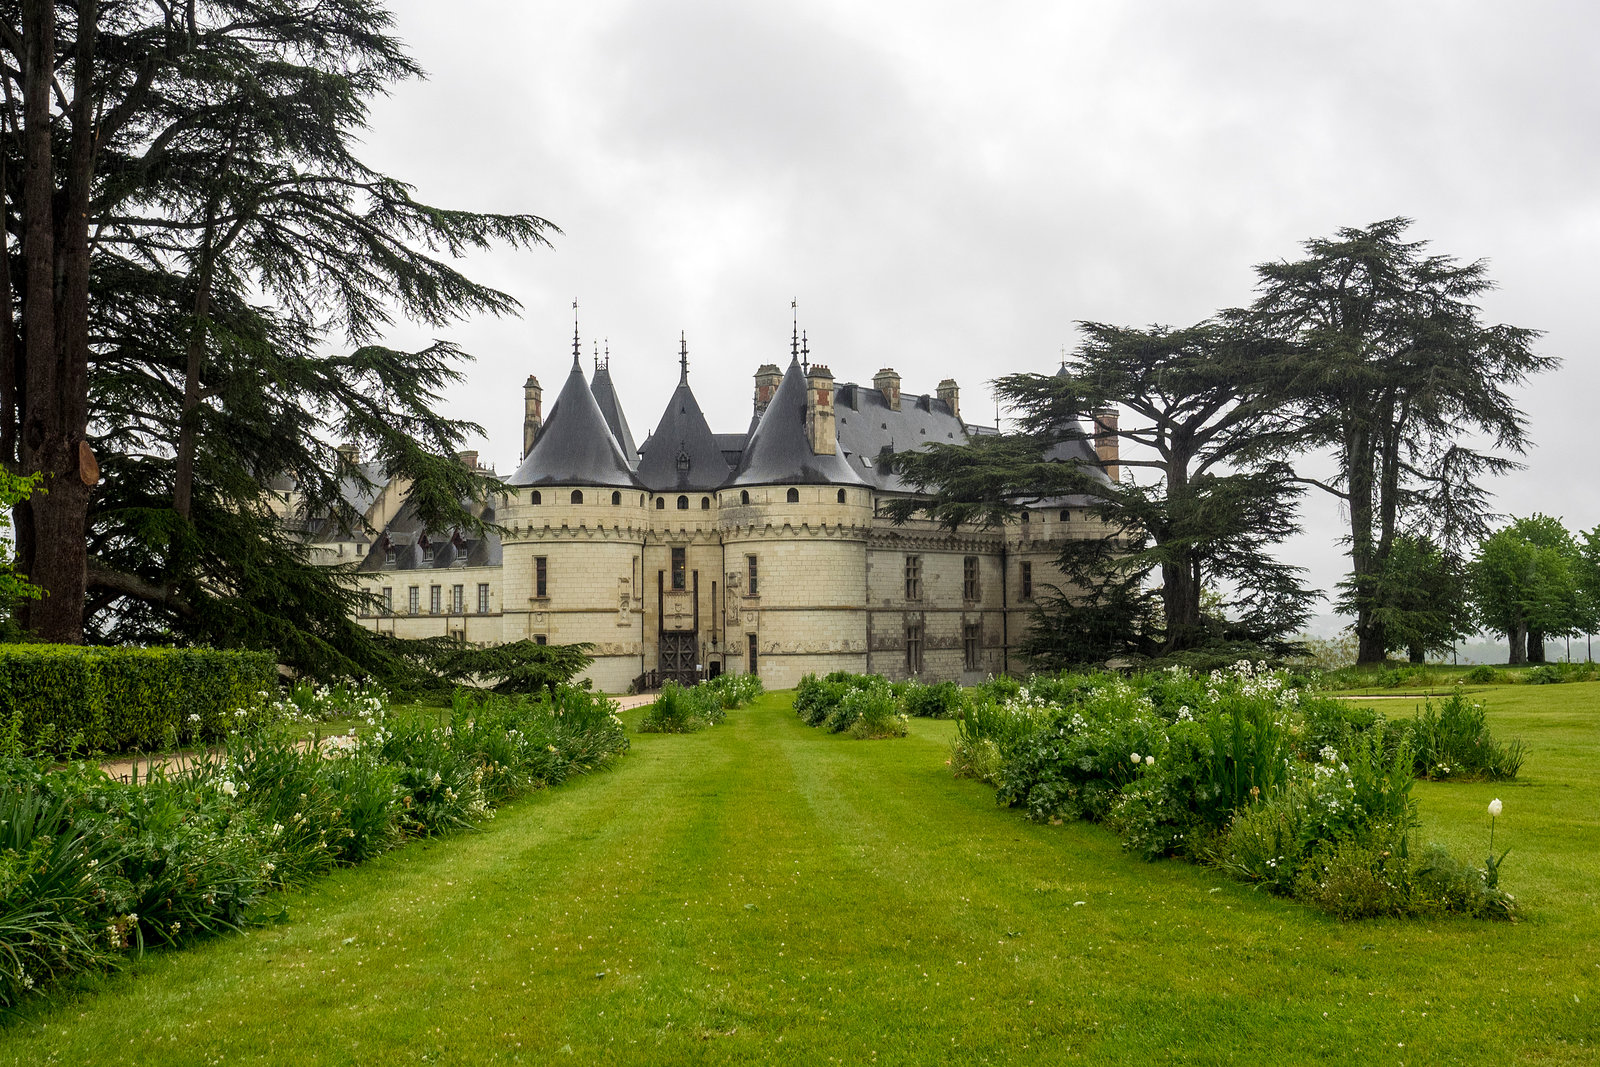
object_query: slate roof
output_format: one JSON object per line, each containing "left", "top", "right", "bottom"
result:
{"left": 637, "top": 368, "right": 731, "bottom": 492}
{"left": 727, "top": 357, "right": 870, "bottom": 488}
{"left": 356, "top": 497, "right": 502, "bottom": 573}
{"left": 589, "top": 363, "right": 638, "bottom": 467}
{"left": 508, "top": 356, "right": 643, "bottom": 489}
{"left": 834, "top": 381, "right": 966, "bottom": 493}
{"left": 276, "top": 459, "right": 387, "bottom": 541}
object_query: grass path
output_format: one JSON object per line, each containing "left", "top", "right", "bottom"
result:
{"left": 4, "top": 690, "right": 1598, "bottom": 1064}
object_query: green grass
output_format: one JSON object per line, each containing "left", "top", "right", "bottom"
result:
{"left": 7, "top": 687, "right": 1599, "bottom": 1064}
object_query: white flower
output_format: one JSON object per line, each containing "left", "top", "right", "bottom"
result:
{"left": 1144, "top": 755, "right": 1155, "bottom": 766}
{"left": 1130, "top": 752, "right": 1141, "bottom": 765}
{"left": 220, "top": 780, "right": 238, "bottom": 797}
{"left": 1489, "top": 798, "right": 1503, "bottom": 817}
{"left": 188, "top": 713, "right": 201, "bottom": 723}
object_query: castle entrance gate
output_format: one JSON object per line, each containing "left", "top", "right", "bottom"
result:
{"left": 658, "top": 631, "right": 699, "bottom": 687}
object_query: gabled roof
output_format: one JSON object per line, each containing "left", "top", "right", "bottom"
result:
{"left": 728, "top": 357, "right": 869, "bottom": 488}
{"left": 637, "top": 370, "right": 730, "bottom": 492}
{"left": 508, "top": 356, "right": 643, "bottom": 489}
{"left": 589, "top": 363, "right": 638, "bottom": 467}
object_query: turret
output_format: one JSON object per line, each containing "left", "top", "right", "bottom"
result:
{"left": 523, "top": 374, "right": 542, "bottom": 459}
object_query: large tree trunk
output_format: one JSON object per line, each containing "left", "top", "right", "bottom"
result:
{"left": 1527, "top": 630, "right": 1546, "bottom": 664}
{"left": 1507, "top": 621, "right": 1527, "bottom": 666}
{"left": 1347, "top": 423, "right": 1388, "bottom": 665}
{"left": 16, "top": 0, "right": 96, "bottom": 643}
{"left": 1408, "top": 644, "right": 1424, "bottom": 665}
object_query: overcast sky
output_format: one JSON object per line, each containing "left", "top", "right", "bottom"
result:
{"left": 358, "top": 0, "right": 1598, "bottom": 635}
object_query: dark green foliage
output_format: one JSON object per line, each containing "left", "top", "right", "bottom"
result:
{"left": 638, "top": 675, "right": 763, "bottom": 734}
{"left": 1470, "top": 515, "right": 1594, "bottom": 665}
{"left": 426, "top": 640, "right": 594, "bottom": 697}
{"left": 0, "top": 645, "right": 275, "bottom": 753}
{"left": 1341, "top": 535, "right": 1473, "bottom": 662}
{"left": 1409, "top": 692, "right": 1525, "bottom": 779}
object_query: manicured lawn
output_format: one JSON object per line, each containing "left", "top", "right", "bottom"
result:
{"left": 5, "top": 686, "right": 1598, "bottom": 1064}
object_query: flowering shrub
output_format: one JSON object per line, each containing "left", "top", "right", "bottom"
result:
{"left": 0, "top": 684, "right": 629, "bottom": 1008}
{"left": 837, "top": 680, "right": 908, "bottom": 739}
{"left": 638, "top": 675, "right": 762, "bottom": 734}
{"left": 970, "top": 662, "right": 1518, "bottom": 921}
{"left": 1407, "top": 692, "right": 1524, "bottom": 780}
{"left": 902, "top": 680, "right": 963, "bottom": 719}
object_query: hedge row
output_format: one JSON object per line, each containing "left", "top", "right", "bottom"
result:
{"left": 0, "top": 646, "right": 277, "bottom": 753}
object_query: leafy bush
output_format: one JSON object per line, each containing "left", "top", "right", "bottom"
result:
{"left": 1407, "top": 692, "right": 1524, "bottom": 779}
{"left": 1463, "top": 664, "right": 1504, "bottom": 684}
{"left": 0, "top": 684, "right": 629, "bottom": 1009}
{"left": 638, "top": 683, "right": 715, "bottom": 734}
{"left": 793, "top": 672, "right": 875, "bottom": 728}
{"left": 0, "top": 646, "right": 277, "bottom": 754}
{"left": 840, "top": 680, "right": 908, "bottom": 739}
{"left": 902, "top": 680, "right": 963, "bottom": 719}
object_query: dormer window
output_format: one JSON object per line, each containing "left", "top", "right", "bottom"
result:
{"left": 675, "top": 450, "right": 690, "bottom": 472}
{"left": 384, "top": 547, "right": 396, "bottom": 565}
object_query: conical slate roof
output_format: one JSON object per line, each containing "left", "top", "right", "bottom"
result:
{"left": 508, "top": 356, "right": 642, "bottom": 489}
{"left": 589, "top": 362, "right": 638, "bottom": 467}
{"left": 637, "top": 366, "right": 730, "bottom": 492}
{"left": 728, "top": 357, "right": 869, "bottom": 488}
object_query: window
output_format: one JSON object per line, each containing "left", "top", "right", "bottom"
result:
{"left": 612, "top": 491, "right": 621, "bottom": 505}
{"left": 570, "top": 490, "right": 583, "bottom": 504}
{"left": 1021, "top": 509, "right": 1029, "bottom": 523}
{"left": 747, "top": 555, "right": 758, "bottom": 597}
{"left": 904, "top": 555, "right": 922, "bottom": 601}
{"left": 671, "top": 546, "right": 687, "bottom": 591}
{"left": 535, "top": 556, "right": 548, "bottom": 598}
{"left": 677, "top": 495, "right": 688, "bottom": 510}
{"left": 450, "top": 628, "right": 465, "bottom": 643}
{"left": 740, "top": 490, "right": 750, "bottom": 505}
{"left": 451, "top": 584, "right": 463, "bottom": 613}
{"left": 1059, "top": 509, "right": 1070, "bottom": 522}
{"left": 962, "top": 555, "right": 980, "bottom": 600}
{"left": 786, "top": 487, "right": 799, "bottom": 503}
{"left": 429, "top": 584, "right": 441, "bottom": 614}
{"left": 747, "top": 633, "right": 758, "bottom": 676}
{"left": 1021, "top": 561, "right": 1033, "bottom": 600}
{"left": 905, "top": 625, "right": 923, "bottom": 673}
{"left": 531, "top": 490, "right": 541, "bottom": 505}
{"left": 963, "top": 624, "right": 981, "bottom": 671}
{"left": 656, "top": 497, "right": 665, "bottom": 510}
{"left": 381, "top": 587, "right": 393, "bottom": 614}
{"left": 701, "top": 496, "right": 711, "bottom": 510}
{"left": 477, "top": 583, "right": 490, "bottom": 614}
{"left": 408, "top": 586, "right": 419, "bottom": 614}
{"left": 837, "top": 489, "right": 846, "bottom": 504}
{"left": 534, "top": 634, "right": 547, "bottom": 646}
{"left": 384, "top": 546, "right": 396, "bottom": 565}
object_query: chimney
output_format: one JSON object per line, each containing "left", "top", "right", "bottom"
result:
{"left": 522, "top": 374, "right": 542, "bottom": 459}
{"left": 805, "top": 364, "right": 837, "bottom": 456}
{"left": 336, "top": 441, "right": 360, "bottom": 466}
{"left": 1093, "top": 406, "right": 1120, "bottom": 483}
{"left": 457, "top": 450, "right": 479, "bottom": 470}
{"left": 753, "top": 363, "right": 782, "bottom": 417}
{"left": 873, "top": 368, "right": 901, "bottom": 412}
{"left": 936, "top": 378, "right": 960, "bottom": 420}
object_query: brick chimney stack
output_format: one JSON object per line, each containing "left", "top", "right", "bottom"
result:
{"left": 522, "top": 374, "right": 542, "bottom": 459}
{"left": 873, "top": 368, "right": 901, "bottom": 412}
{"left": 457, "top": 450, "right": 479, "bottom": 470}
{"left": 753, "top": 363, "right": 782, "bottom": 417}
{"left": 805, "top": 364, "right": 837, "bottom": 456}
{"left": 336, "top": 441, "right": 360, "bottom": 466}
{"left": 936, "top": 378, "right": 960, "bottom": 420}
{"left": 1093, "top": 406, "right": 1120, "bottom": 483}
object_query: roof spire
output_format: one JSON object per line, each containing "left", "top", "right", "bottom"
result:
{"left": 1060, "top": 344, "right": 1067, "bottom": 371}
{"left": 593, "top": 340, "right": 599, "bottom": 372}
{"left": 801, "top": 329, "right": 810, "bottom": 374}
{"left": 604, "top": 338, "right": 610, "bottom": 370}
{"left": 790, "top": 298, "right": 800, "bottom": 365}
{"left": 678, "top": 330, "right": 689, "bottom": 385}
{"left": 571, "top": 299, "right": 581, "bottom": 369}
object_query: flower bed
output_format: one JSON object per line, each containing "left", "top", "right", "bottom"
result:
{"left": 0, "top": 685, "right": 629, "bottom": 1008}
{"left": 637, "top": 674, "right": 764, "bottom": 734}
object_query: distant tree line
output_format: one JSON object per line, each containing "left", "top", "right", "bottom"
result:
{"left": 889, "top": 218, "right": 1558, "bottom": 668}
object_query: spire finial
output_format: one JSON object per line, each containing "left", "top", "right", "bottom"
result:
{"left": 604, "top": 338, "right": 610, "bottom": 370}
{"left": 801, "top": 329, "right": 810, "bottom": 374}
{"left": 1060, "top": 344, "right": 1067, "bottom": 371}
{"left": 593, "top": 340, "right": 599, "bottom": 372}
{"left": 790, "top": 299, "right": 799, "bottom": 365}
{"left": 571, "top": 299, "right": 581, "bottom": 369}
{"left": 678, "top": 330, "right": 689, "bottom": 386}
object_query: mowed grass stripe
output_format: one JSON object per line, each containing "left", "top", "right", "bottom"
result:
{"left": 3, "top": 690, "right": 1598, "bottom": 1065}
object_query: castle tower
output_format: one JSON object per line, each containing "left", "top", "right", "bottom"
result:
{"left": 502, "top": 342, "right": 648, "bottom": 692}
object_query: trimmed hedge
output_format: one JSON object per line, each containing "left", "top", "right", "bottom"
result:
{"left": 0, "top": 646, "right": 277, "bottom": 753}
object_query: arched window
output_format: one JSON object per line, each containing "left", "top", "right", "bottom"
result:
{"left": 701, "top": 497, "right": 711, "bottom": 510}
{"left": 655, "top": 497, "right": 665, "bottom": 510}
{"left": 531, "top": 490, "right": 542, "bottom": 505}
{"left": 612, "top": 491, "right": 621, "bottom": 505}
{"left": 740, "top": 490, "right": 750, "bottom": 505}
{"left": 1020, "top": 509, "right": 1029, "bottom": 522}
{"left": 837, "top": 489, "right": 847, "bottom": 504}
{"left": 677, "top": 495, "right": 689, "bottom": 510}
{"left": 786, "top": 488, "right": 799, "bottom": 504}
{"left": 570, "top": 490, "right": 583, "bottom": 505}
{"left": 1059, "top": 509, "right": 1070, "bottom": 522}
